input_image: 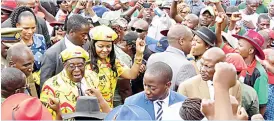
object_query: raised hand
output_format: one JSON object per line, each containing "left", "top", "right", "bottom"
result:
{"left": 135, "top": 38, "right": 146, "bottom": 55}
{"left": 200, "top": 99, "right": 215, "bottom": 120}
{"left": 85, "top": 87, "right": 102, "bottom": 98}
{"left": 243, "top": 20, "right": 255, "bottom": 29}
{"left": 48, "top": 98, "right": 60, "bottom": 112}
{"left": 75, "top": 0, "right": 87, "bottom": 10}
{"left": 213, "top": 62, "right": 237, "bottom": 90}
{"left": 216, "top": 12, "right": 226, "bottom": 24}
{"left": 231, "top": 12, "right": 242, "bottom": 22}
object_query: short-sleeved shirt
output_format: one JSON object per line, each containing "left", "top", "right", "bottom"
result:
{"left": 240, "top": 82, "right": 260, "bottom": 118}
{"left": 243, "top": 60, "right": 268, "bottom": 105}
{"left": 40, "top": 69, "right": 99, "bottom": 119}
{"left": 238, "top": 2, "right": 268, "bottom": 14}
{"left": 87, "top": 58, "right": 128, "bottom": 108}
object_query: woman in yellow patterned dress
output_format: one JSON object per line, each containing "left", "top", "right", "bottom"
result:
{"left": 87, "top": 25, "right": 145, "bottom": 108}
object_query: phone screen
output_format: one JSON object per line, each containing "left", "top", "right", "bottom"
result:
{"left": 142, "top": 3, "right": 151, "bottom": 8}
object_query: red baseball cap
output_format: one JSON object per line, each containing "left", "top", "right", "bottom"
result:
{"left": 233, "top": 30, "right": 265, "bottom": 60}
{"left": 225, "top": 53, "right": 247, "bottom": 72}
{"left": 1, "top": 93, "right": 53, "bottom": 120}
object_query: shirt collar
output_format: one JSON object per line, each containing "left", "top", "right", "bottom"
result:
{"left": 207, "top": 80, "right": 213, "bottom": 87}
{"left": 65, "top": 35, "right": 77, "bottom": 48}
{"left": 246, "top": 60, "right": 257, "bottom": 76}
{"left": 165, "top": 46, "right": 186, "bottom": 57}
{"left": 154, "top": 90, "right": 170, "bottom": 105}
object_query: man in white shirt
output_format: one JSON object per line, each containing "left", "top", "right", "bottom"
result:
{"left": 124, "top": 62, "right": 187, "bottom": 120}
{"left": 238, "top": 0, "right": 260, "bottom": 31}
{"left": 178, "top": 47, "right": 242, "bottom": 103}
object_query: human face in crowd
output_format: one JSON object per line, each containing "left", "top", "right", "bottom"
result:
{"left": 179, "top": 7, "right": 190, "bottom": 18}
{"left": 268, "top": 2, "right": 274, "bottom": 16}
{"left": 64, "top": 58, "right": 86, "bottom": 83}
{"left": 246, "top": 1, "right": 259, "bottom": 14}
{"left": 16, "top": 16, "right": 36, "bottom": 41}
{"left": 132, "top": 21, "right": 148, "bottom": 40}
{"left": 1, "top": 43, "right": 9, "bottom": 58}
{"left": 70, "top": 25, "right": 90, "bottom": 46}
{"left": 95, "top": 41, "right": 113, "bottom": 60}
{"left": 236, "top": 39, "right": 254, "bottom": 59}
{"left": 10, "top": 51, "right": 34, "bottom": 77}
{"left": 200, "top": 12, "right": 214, "bottom": 27}
{"left": 54, "top": 25, "right": 66, "bottom": 37}
{"left": 143, "top": 73, "right": 171, "bottom": 101}
{"left": 17, "top": 0, "right": 36, "bottom": 11}
{"left": 143, "top": 8, "right": 154, "bottom": 22}
{"left": 60, "top": 0, "right": 69, "bottom": 12}
{"left": 200, "top": 54, "right": 216, "bottom": 81}
{"left": 182, "top": 15, "right": 196, "bottom": 29}
{"left": 191, "top": 35, "right": 209, "bottom": 56}
{"left": 257, "top": 19, "right": 270, "bottom": 31}
{"left": 1, "top": 9, "right": 10, "bottom": 23}
{"left": 180, "top": 32, "right": 194, "bottom": 54}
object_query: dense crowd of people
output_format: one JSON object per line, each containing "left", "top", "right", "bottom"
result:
{"left": 1, "top": 0, "right": 274, "bottom": 120}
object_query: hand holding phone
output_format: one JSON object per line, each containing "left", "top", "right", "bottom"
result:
{"left": 231, "top": 12, "right": 242, "bottom": 22}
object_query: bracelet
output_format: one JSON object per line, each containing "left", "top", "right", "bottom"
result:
{"left": 134, "top": 55, "right": 143, "bottom": 65}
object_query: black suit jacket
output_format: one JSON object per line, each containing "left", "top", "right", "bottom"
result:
{"left": 40, "top": 39, "right": 66, "bottom": 88}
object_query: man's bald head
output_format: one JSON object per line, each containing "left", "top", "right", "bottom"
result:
{"left": 167, "top": 24, "right": 193, "bottom": 43}
{"left": 133, "top": 19, "right": 149, "bottom": 30}
{"left": 258, "top": 30, "right": 269, "bottom": 49}
{"left": 202, "top": 47, "right": 226, "bottom": 63}
{"left": 145, "top": 62, "right": 173, "bottom": 83}
{"left": 6, "top": 43, "right": 33, "bottom": 62}
{"left": 246, "top": 0, "right": 259, "bottom": 5}
{"left": 184, "top": 14, "right": 199, "bottom": 29}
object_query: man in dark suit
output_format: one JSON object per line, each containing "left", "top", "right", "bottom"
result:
{"left": 40, "top": 14, "right": 90, "bottom": 88}
{"left": 124, "top": 62, "right": 187, "bottom": 120}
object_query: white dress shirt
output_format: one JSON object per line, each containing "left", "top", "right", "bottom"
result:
{"left": 207, "top": 81, "right": 214, "bottom": 100}
{"left": 153, "top": 92, "right": 170, "bottom": 119}
{"left": 80, "top": 78, "right": 88, "bottom": 96}
{"left": 64, "top": 36, "right": 77, "bottom": 49}
{"left": 162, "top": 101, "right": 184, "bottom": 120}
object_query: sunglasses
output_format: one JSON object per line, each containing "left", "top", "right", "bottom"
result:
{"left": 54, "top": 25, "right": 64, "bottom": 31}
{"left": 1, "top": 11, "right": 11, "bottom": 15}
{"left": 131, "top": 27, "right": 147, "bottom": 33}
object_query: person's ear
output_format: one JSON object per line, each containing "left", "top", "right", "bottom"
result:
{"left": 179, "top": 37, "right": 184, "bottom": 46}
{"left": 14, "top": 89, "right": 21, "bottom": 94}
{"left": 16, "top": 23, "right": 20, "bottom": 28}
{"left": 166, "top": 81, "right": 171, "bottom": 88}
{"left": 248, "top": 47, "right": 255, "bottom": 55}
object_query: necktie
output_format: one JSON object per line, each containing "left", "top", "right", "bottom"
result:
{"left": 156, "top": 101, "right": 163, "bottom": 121}
{"left": 76, "top": 83, "right": 84, "bottom": 96}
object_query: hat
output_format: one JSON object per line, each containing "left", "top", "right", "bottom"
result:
{"left": 104, "top": 104, "right": 152, "bottom": 120}
{"left": 60, "top": 46, "right": 89, "bottom": 62}
{"left": 123, "top": 31, "right": 138, "bottom": 45}
{"left": 1, "top": 28, "right": 22, "bottom": 47}
{"left": 90, "top": 25, "right": 118, "bottom": 41}
{"left": 1, "top": 93, "right": 52, "bottom": 120}
{"left": 200, "top": 6, "right": 215, "bottom": 16}
{"left": 225, "top": 53, "right": 247, "bottom": 72}
{"left": 49, "top": 21, "right": 65, "bottom": 27}
{"left": 148, "top": 36, "right": 169, "bottom": 52}
{"left": 160, "top": 1, "right": 172, "bottom": 9}
{"left": 192, "top": 26, "right": 216, "bottom": 46}
{"left": 232, "top": 30, "right": 265, "bottom": 60}
{"left": 62, "top": 96, "right": 107, "bottom": 120}
{"left": 92, "top": 5, "right": 109, "bottom": 18}
{"left": 1, "top": 0, "right": 17, "bottom": 12}
{"left": 120, "top": 0, "right": 129, "bottom": 4}
{"left": 221, "top": 31, "right": 238, "bottom": 49}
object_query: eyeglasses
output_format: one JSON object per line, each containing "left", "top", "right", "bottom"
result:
{"left": 54, "top": 25, "right": 64, "bottom": 31}
{"left": 67, "top": 63, "right": 85, "bottom": 70}
{"left": 131, "top": 27, "right": 147, "bottom": 33}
